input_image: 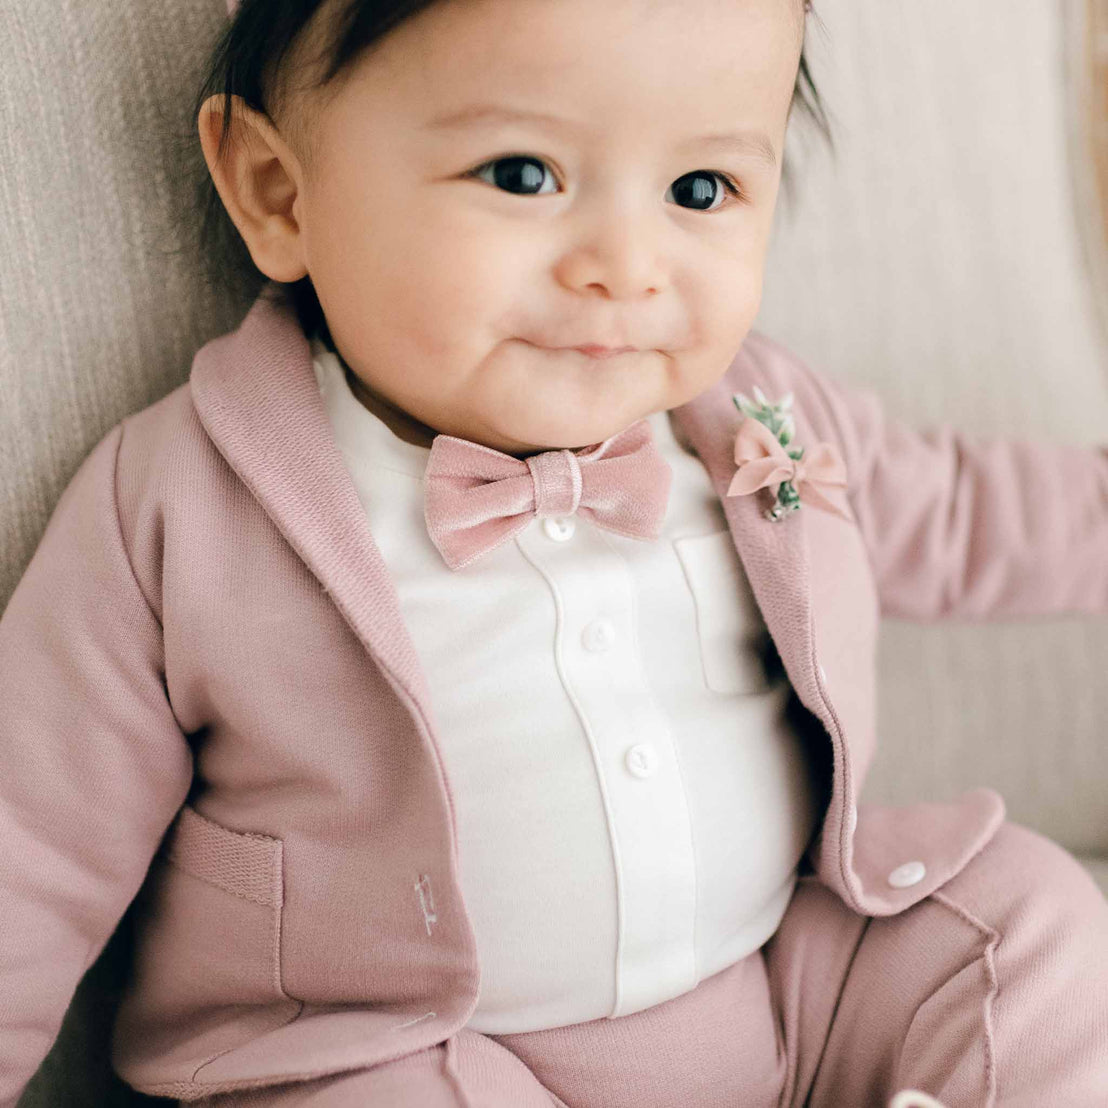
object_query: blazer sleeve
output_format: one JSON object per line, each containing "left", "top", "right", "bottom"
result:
{"left": 798, "top": 360, "right": 1108, "bottom": 622}
{"left": 0, "top": 420, "right": 193, "bottom": 1107}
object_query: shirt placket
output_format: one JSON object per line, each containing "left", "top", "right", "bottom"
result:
{"left": 515, "top": 511, "right": 699, "bottom": 1016}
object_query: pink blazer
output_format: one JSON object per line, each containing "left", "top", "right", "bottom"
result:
{"left": 1, "top": 283, "right": 1105, "bottom": 1104}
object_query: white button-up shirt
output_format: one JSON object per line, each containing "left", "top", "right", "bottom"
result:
{"left": 312, "top": 338, "right": 822, "bottom": 1033}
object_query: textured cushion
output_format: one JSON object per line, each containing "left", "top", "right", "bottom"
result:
{"left": 0, "top": 0, "right": 255, "bottom": 613}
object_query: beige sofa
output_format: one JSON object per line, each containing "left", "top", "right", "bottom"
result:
{"left": 2, "top": 0, "right": 1105, "bottom": 1103}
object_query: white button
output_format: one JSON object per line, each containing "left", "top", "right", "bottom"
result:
{"left": 817, "top": 663, "right": 827, "bottom": 684}
{"left": 625, "top": 744, "right": 659, "bottom": 778}
{"left": 887, "top": 861, "right": 926, "bottom": 888}
{"left": 542, "top": 516, "right": 576, "bottom": 541}
{"left": 581, "top": 618, "right": 616, "bottom": 653}
{"left": 846, "top": 804, "right": 857, "bottom": 836}
{"left": 889, "top": 1093, "right": 947, "bottom": 1108}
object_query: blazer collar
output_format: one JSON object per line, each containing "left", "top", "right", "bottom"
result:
{"left": 190, "top": 283, "right": 816, "bottom": 701}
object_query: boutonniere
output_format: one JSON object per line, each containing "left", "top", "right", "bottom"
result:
{"left": 728, "top": 386, "right": 852, "bottom": 523}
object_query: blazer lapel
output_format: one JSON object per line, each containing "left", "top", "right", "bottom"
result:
{"left": 669, "top": 371, "right": 818, "bottom": 702}
{"left": 189, "top": 284, "right": 434, "bottom": 710}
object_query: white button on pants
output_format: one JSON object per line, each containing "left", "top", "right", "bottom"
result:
{"left": 887, "top": 860, "right": 927, "bottom": 888}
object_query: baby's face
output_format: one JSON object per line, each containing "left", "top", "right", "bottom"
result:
{"left": 262, "top": 0, "right": 802, "bottom": 455}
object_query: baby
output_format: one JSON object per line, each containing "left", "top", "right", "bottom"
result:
{"left": 2, "top": 0, "right": 1108, "bottom": 1106}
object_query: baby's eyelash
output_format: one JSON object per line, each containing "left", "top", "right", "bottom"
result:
{"left": 464, "top": 156, "right": 749, "bottom": 209}
{"left": 713, "top": 172, "right": 748, "bottom": 205}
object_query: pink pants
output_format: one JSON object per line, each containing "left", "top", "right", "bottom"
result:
{"left": 194, "top": 820, "right": 1108, "bottom": 1107}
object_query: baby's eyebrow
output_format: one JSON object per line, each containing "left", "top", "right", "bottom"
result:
{"left": 425, "top": 103, "right": 778, "bottom": 169}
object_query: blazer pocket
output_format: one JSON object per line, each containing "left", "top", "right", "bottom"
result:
{"left": 673, "top": 529, "right": 771, "bottom": 696}
{"left": 117, "top": 802, "right": 297, "bottom": 1045}
{"left": 164, "top": 803, "right": 285, "bottom": 910}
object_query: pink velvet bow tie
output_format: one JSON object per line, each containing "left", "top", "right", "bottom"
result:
{"left": 726, "top": 416, "right": 852, "bottom": 522}
{"left": 424, "top": 419, "right": 673, "bottom": 570}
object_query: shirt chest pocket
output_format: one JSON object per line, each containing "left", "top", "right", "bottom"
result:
{"left": 673, "top": 529, "right": 772, "bottom": 696}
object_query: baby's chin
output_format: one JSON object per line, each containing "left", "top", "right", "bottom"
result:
{"left": 486, "top": 377, "right": 664, "bottom": 453}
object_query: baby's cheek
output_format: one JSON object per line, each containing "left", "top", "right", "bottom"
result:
{"left": 667, "top": 348, "right": 733, "bottom": 406}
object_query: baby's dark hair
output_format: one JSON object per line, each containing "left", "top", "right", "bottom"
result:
{"left": 183, "top": 0, "right": 834, "bottom": 343}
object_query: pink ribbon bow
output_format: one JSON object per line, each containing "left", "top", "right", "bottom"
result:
{"left": 424, "top": 419, "right": 673, "bottom": 570}
{"left": 726, "top": 417, "right": 852, "bottom": 522}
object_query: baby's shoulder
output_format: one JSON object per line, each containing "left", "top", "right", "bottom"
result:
{"left": 113, "top": 379, "right": 232, "bottom": 540}
{"left": 117, "top": 381, "right": 208, "bottom": 482}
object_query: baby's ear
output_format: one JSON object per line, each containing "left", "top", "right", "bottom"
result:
{"left": 197, "top": 94, "right": 308, "bottom": 284}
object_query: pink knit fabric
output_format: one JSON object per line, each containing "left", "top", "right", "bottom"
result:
{"left": 423, "top": 418, "right": 673, "bottom": 571}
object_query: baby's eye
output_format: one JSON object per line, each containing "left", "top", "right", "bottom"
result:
{"left": 667, "top": 169, "right": 746, "bottom": 212}
{"left": 464, "top": 156, "right": 746, "bottom": 212}
{"left": 466, "top": 155, "right": 559, "bottom": 196}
